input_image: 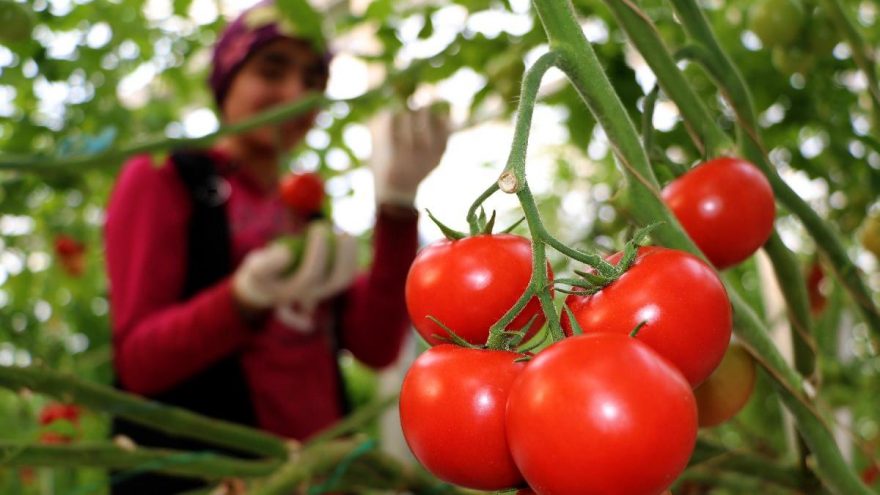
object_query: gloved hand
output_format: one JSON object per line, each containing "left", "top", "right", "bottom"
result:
{"left": 232, "top": 223, "right": 358, "bottom": 331}
{"left": 370, "top": 105, "right": 451, "bottom": 206}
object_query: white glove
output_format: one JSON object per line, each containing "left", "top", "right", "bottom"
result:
{"left": 273, "top": 223, "right": 359, "bottom": 333}
{"left": 370, "top": 105, "right": 451, "bottom": 206}
{"left": 232, "top": 223, "right": 359, "bottom": 332}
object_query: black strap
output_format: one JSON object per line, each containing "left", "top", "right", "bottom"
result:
{"left": 111, "top": 151, "right": 257, "bottom": 494}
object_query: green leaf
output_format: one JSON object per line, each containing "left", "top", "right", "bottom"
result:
{"left": 481, "top": 210, "right": 497, "bottom": 235}
{"left": 276, "top": 0, "right": 326, "bottom": 52}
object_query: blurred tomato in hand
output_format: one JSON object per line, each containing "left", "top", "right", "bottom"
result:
{"left": 280, "top": 172, "right": 325, "bottom": 215}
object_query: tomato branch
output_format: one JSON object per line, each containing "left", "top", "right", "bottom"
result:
{"left": 0, "top": 365, "right": 289, "bottom": 460}
{"left": 466, "top": 182, "right": 501, "bottom": 235}
{"left": 689, "top": 438, "right": 808, "bottom": 490}
{"left": 0, "top": 94, "right": 322, "bottom": 174}
{"left": 0, "top": 441, "right": 281, "bottom": 480}
{"left": 497, "top": 50, "right": 561, "bottom": 193}
{"left": 306, "top": 394, "right": 398, "bottom": 445}
{"left": 248, "top": 437, "right": 466, "bottom": 495}
{"left": 0, "top": 39, "right": 465, "bottom": 175}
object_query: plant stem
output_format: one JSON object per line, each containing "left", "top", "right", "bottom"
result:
{"left": 532, "top": 0, "right": 870, "bottom": 492}
{"left": 500, "top": 50, "right": 562, "bottom": 192}
{"left": 0, "top": 442, "right": 280, "bottom": 479}
{"left": 513, "top": 183, "right": 563, "bottom": 342}
{"left": 0, "top": 39, "right": 466, "bottom": 174}
{"left": 0, "top": 365, "right": 288, "bottom": 460}
{"left": 665, "top": 0, "right": 880, "bottom": 340}
{"left": 249, "top": 437, "right": 466, "bottom": 495}
{"left": 466, "top": 182, "right": 500, "bottom": 234}
{"left": 306, "top": 394, "right": 397, "bottom": 445}
{"left": 689, "top": 438, "right": 808, "bottom": 490}
{"left": 488, "top": 50, "right": 571, "bottom": 344}
{"left": 0, "top": 94, "right": 322, "bottom": 173}
{"left": 818, "top": 0, "right": 880, "bottom": 136}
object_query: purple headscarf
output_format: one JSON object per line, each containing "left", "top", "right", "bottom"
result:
{"left": 209, "top": 1, "right": 330, "bottom": 107}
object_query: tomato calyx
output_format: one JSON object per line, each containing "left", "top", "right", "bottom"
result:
{"left": 427, "top": 207, "right": 526, "bottom": 241}
{"left": 426, "top": 209, "right": 467, "bottom": 240}
{"left": 427, "top": 313, "right": 544, "bottom": 356}
{"left": 555, "top": 222, "right": 660, "bottom": 297}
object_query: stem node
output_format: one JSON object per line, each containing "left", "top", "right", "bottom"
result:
{"left": 498, "top": 171, "right": 519, "bottom": 193}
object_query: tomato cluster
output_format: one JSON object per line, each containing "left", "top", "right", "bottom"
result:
{"left": 400, "top": 156, "right": 774, "bottom": 492}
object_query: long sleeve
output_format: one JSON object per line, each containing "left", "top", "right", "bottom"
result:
{"left": 105, "top": 156, "right": 254, "bottom": 395}
{"left": 340, "top": 205, "right": 419, "bottom": 368}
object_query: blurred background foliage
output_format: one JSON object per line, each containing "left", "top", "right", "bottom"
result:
{"left": 0, "top": 0, "right": 878, "bottom": 492}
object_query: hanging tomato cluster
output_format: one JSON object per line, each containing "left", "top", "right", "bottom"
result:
{"left": 399, "top": 157, "right": 770, "bottom": 494}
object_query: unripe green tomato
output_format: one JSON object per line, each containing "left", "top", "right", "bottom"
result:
{"left": 748, "top": 0, "right": 805, "bottom": 48}
{"left": 274, "top": 234, "right": 306, "bottom": 275}
{"left": 771, "top": 46, "right": 815, "bottom": 75}
{"left": 0, "top": 0, "right": 34, "bottom": 43}
{"left": 860, "top": 214, "right": 880, "bottom": 259}
{"left": 808, "top": 9, "right": 839, "bottom": 55}
{"left": 273, "top": 221, "right": 336, "bottom": 275}
{"left": 339, "top": 355, "right": 378, "bottom": 407}
{"left": 694, "top": 343, "right": 757, "bottom": 428}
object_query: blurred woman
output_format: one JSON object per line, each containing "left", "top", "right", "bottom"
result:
{"left": 104, "top": 2, "right": 448, "bottom": 492}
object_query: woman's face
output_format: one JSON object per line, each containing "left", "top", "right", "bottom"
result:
{"left": 221, "top": 38, "right": 327, "bottom": 153}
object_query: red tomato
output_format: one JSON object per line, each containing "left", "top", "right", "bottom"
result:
{"left": 694, "top": 343, "right": 757, "bottom": 427}
{"left": 406, "top": 234, "right": 550, "bottom": 346}
{"left": 53, "top": 235, "right": 86, "bottom": 277}
{"left": 19, "top": 466, "right": 35, "bottom": 486}
{"left": 53, "top": 235, "right": 84, "bottom": 256}
{"left": 39, "top": 403, "right": 80, "bottom": 425}
{"left": 506, "top": 334, "right": 697, "bottom": 495}
{"left": 39, "top": 403, "right": 81, "bottom": 444}
{"left": 863, "top": 464, "right": 879, "bottom": 486}
{"left": 562, "top": 246, "right": 732, "bottom": 387}
{"left": 279, "top": 172, "right": 325, "bottom": 215}
{"left": 662, "top": 157, "right": 775, "bottom": 269}
{"left": 399, "top": 345, "right": 525, "bottom": 490}
{"left": 806, "top": 260, "right": 827, "bottom": 315}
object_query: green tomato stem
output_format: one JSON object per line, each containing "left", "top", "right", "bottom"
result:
{"left": 519, "top": 184, "right": 565, "bottom": 342}
{"left": 465, "top": 182, "right": 500, "bottom": 235}
{"left": 500, "top": 50, "right": 562, "bottom": 192}
{"left": 0, "top": 365, "right": 289, "bottom": 460}
{"left": 0, "top": 40, "right": 464, "bottom": 173}
{"left": 818, "top": 0, "right": 880, "bottom": 136}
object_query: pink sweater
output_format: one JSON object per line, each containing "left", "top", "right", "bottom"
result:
{"left": 104, "top": 152, "right": 417, "bottom": 440}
